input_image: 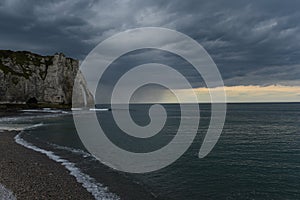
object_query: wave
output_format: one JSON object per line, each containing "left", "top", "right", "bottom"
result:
{"left": 89, "top": 108, "right": 110, "bottom": 111}
{"left": 0, "top": 113, "right": 68, "bottom": 124}
{"left": 0, "top": 110, "right": 69, "bottom": 132}
{"left": 49, "top": 144, "right": 120, "bottom": 172}
{"left": 71, "top": 108, "right": 110, "bottom": 112}
{"left": 49, "top": 143, "right": 94, "bottom": 159}
{"left": 2, "top": 113, "right": 120, "bottom": 199}
{"left": 49, "top": 143, "right": 119, "bottom": 171}
{"left": 21, "top": 109, "right": 69, "bottom": 114}
{"left": 0, "top": 123, "right": 44, "bottom": 131}
{"left": 14, "top": 132, "right": 120, "bottom": 200}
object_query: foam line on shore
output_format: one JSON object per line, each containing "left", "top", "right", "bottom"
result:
{"left": 0, "top": 123, "right": 44, "bottom": 132}
{"left": 49, "top": 143, "right": 94, "bottom": 158}
{"left": 0, "top": 113, "right": 67, "bottom": 123}
{"left": 14, "top": 131, "right": 120, "bottom": 200}
{"left": 48, "top": 143, "right": 119, "bottom": 171}
{"left": 21, "top": 109, "right": 69, "bottom": 114}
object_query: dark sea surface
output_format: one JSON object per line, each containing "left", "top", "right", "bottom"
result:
{"left": 2, "top": 103, "right": 300, "bottom": 200}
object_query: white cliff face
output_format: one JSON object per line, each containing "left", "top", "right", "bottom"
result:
{"left": 0, "top": 50, "right": 92, "bottom": 105}
{"left": 72, "top": 69, "right": 95, "bottom": 108}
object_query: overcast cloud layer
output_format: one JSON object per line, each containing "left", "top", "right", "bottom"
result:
{"left": 0, "top": 0, "right": 299, "bottom": 87}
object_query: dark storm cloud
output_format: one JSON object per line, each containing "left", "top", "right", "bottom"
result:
{"left": 0, "top": 0, "right": 299, "bottom": 86}
{"left": 0, "top": 0, "right": 99, "bottom": 58}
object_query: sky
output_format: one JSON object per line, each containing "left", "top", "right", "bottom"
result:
{"left": 0, "top": 0, "right": 299, "bottom": 102}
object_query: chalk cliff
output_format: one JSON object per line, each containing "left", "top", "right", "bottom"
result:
{"left": 0, "top": 50, "right": 93, "bottom": 107}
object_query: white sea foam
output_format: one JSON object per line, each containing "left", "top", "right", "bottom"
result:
{"left": 0, "top": 116, "right": 21, "bottom": 123}
{"left": 0, "top": 123, "right": 44, "bottom": 131}
{"left": 1, "top": 112, "right": 120, "bottom": 199}
{"left": 14, "top": 132, "right": 120, "bottom": 200}
{"left": 0, "top": 113, "right": 67, "bottom": 124}
{"left": 49, "top": 143, "right": 119, "bottom": 171}
{"left": 21, "top": 109, "right": 69, "bottom": 114}
{"left": 50, "top": 143, "right": 93, "bottom": 159}
{"left": 0, "top": 184, "right": 16, "bottom": 200}
{"left": 89, "top": 108, "right": 110, "bottom": 111}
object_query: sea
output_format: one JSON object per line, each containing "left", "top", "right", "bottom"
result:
{"left": 0, "top": 103, "right": 300, "bottom": 200}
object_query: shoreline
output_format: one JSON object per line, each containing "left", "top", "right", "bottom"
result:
{"left": 0, "top": 130, "right": 160, "bottom": 200}
{"left": 0, "top": 131, "right": 95, "bottom": 200}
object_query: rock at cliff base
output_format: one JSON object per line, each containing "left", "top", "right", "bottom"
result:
{"left": 26, "top": 97, "right": 38, "bottom": 104}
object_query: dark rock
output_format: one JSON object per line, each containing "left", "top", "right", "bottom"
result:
{"left": 26, "top": 97, "right": 38, "bottom": 104}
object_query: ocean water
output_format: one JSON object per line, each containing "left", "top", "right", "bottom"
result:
{"left": 1, "top": 103, "right": 300, "bottom": 200}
